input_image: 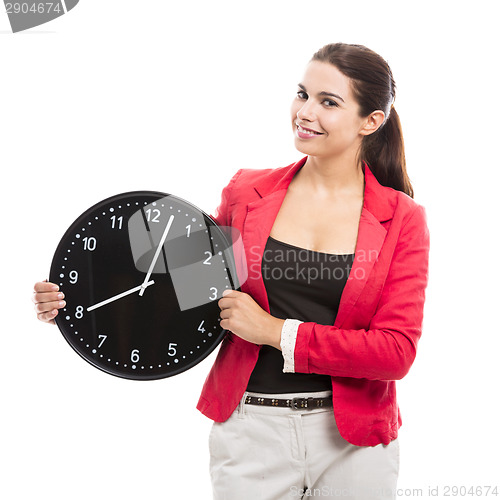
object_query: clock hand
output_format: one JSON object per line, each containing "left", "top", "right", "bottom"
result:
{"left": 139, "top": 214, "right": 175, "bottom": 296}
{"left": 87, "top": 280, "right": 155, "bottom": 312}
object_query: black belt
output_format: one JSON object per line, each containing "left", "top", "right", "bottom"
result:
{"left": 244, "top": 395, "right": 333, "bottom": 410}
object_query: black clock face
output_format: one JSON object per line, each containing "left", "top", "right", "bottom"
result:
{"left": 49, "top": 191, "right": 237, "bottom": 380}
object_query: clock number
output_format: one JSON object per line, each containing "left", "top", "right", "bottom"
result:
{"left": 168, "top": 343, "right": 177, "bottom": 356}
{"left": 198, "top": 320, "right": 206, "bottom": 334}
{"left": 98, "top": 335, "right": 107, "bottom": 348}
{"left": 203, "top": 251, "right": 212, "bottom": 265}
{"left": 75, "top": 306, "right": 84, "bottom": 319}
{"left": 145, "top": 209, "right": 161, "bottom": 223}
{"left": 69, "top": 270, "right": 78, "bottom": 284}
{"left": 82, "top": 236, "right": 97, "bottom": 251}
{"left": 186, "top": 225, "right": 191, "bottom": 237}
{"left": 110, "top": 215, "right": 123, "bottom": 229}
{"left": 209, "top": 287, "right": 218, "bottom": 301}
{"left": 131, "top": 349, "right": 140, "bottom": 363}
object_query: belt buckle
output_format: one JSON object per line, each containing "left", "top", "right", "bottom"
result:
{"left": 291, "top": 397, "right": 314, "bottom": 410}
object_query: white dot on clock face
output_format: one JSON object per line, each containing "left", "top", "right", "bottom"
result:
{"left": 65, "top": 316, "right": 70, "bottom": 320}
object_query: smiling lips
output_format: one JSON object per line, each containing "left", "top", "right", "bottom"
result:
{"left": 296, "top": 123, "right": 323, "bottom": 139}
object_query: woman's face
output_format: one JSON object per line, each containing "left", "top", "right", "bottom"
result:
{"left": 290, "top": 60, "right": 369, "bottom": 162}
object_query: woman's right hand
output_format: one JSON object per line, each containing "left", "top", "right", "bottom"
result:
{"left": 33, "top": 281, "right": 66, "bottom": 325}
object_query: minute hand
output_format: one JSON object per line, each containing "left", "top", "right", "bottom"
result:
{"left": 139, "top": 214, "right": 175, "bottom": 296}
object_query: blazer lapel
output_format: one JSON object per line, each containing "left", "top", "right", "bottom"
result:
{"left": 333, "top": 208, "right": 386, "bottom": 327}
{"left": 242, "top": 191, "right": 286, "bottom": 312}
{"left": 240, "top": 158, "right": 306, "bottom": 312}
{"left": 334, "top": 165, "right": 395, "bottom": 327}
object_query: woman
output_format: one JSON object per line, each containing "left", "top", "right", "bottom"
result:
{"left": 34, "top": 43, "right": 429, "bottom": 499}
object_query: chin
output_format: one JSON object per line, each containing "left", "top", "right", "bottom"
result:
{"left": 293, "top": 138, "right": 320, "bottom": 157}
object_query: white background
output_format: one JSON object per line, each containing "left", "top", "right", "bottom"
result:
{"left": 1, "top": 1, "right": 499, "bottom": 499}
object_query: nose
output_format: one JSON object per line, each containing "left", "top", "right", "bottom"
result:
{"left": 296, "top": 99, "right": 316, "bottom": 122}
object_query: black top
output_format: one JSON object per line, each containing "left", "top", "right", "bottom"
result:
{"left": 246, "top": 236, "right": 355, "bottom": 393}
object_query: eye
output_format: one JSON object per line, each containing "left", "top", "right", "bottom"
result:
{"left": 323, "top": 99, "right": 339, "bottom": 108}
{"left": 296, "top": 90, "right": 308, "bottom": 100}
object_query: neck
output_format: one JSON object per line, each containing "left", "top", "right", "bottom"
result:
{"left": 296, "top": 155, "right": 365, "bottom": 198}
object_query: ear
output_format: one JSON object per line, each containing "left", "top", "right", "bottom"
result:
{"left": 359, "top": 110, "right": 386, "bottom": 136}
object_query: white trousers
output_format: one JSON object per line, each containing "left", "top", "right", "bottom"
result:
{"left": 209, "top": 390, "right": 399, "bottom": 500}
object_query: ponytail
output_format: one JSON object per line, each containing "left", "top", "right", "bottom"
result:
{"left": 361, "top": 106, "right": 414, "bottom": 198}
{"left": 311, "top": 43, "right": 414, "bottom": 198}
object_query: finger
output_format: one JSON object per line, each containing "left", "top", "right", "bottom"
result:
{"left": 219, "top": 309, "right": 230, "bottom": 320}
{"left": 34, "top": 281, "right": 60, "bottom": 293}
{"left": 34, "top": 299, "right": 65, "bottom": 315}
{"left": 220, "top": 318, "right": 230, "bottom": 331}
{"left": 218, "top": 297, "right": 235, "bottom": 310}
{"left": 37, "top": 308, "right": 59, "bottom": 324}
{"left": 32, "top": 290, "right": 64, "bottom": 305}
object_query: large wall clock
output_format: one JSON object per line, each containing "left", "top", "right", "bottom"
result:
{"left": 49, "top": 191, "right": 238, "bottom": 380}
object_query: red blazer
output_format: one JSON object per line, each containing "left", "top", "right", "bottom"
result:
{"left": 197, "top": 156, "right": 430, "bottom": 446}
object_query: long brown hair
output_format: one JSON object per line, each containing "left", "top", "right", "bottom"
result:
{"left": 311, "top": 43, "right": 414, "bottom": 198}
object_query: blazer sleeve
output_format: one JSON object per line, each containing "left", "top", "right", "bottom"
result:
{"left": 293, "top": 204, "right": 430, "bottom": 381}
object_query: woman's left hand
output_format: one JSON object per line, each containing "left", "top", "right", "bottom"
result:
{"left": 218, "top": 290, "right": 285, "bottom": 349}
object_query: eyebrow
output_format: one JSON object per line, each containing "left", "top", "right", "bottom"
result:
{"left": 298, "top": 83, "right": 345, "bottom": 103}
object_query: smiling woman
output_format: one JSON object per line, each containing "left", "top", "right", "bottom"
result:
{"left": 201, "top": 43, "right": 429, "bottom": 500}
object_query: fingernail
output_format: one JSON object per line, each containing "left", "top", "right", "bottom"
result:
{"left": 52, "top": 285, "right": 59, "bottom": 292}
{"left": 58, "top": 301, "right": 66, "bottom": 308}
{"left": 57, "top": 293, "right": 64, "bottom": 299}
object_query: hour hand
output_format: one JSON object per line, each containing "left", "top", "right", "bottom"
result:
{"left": 87, "top": 280, "right": 155, "bottom": 312}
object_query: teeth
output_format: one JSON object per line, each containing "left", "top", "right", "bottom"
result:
{"left": 297, "top": 124, "right": 320, "bottom": 135}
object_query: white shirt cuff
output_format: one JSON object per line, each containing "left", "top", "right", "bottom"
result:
{"left": 280, "top": 319, "right": 303, "bottom": 373}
